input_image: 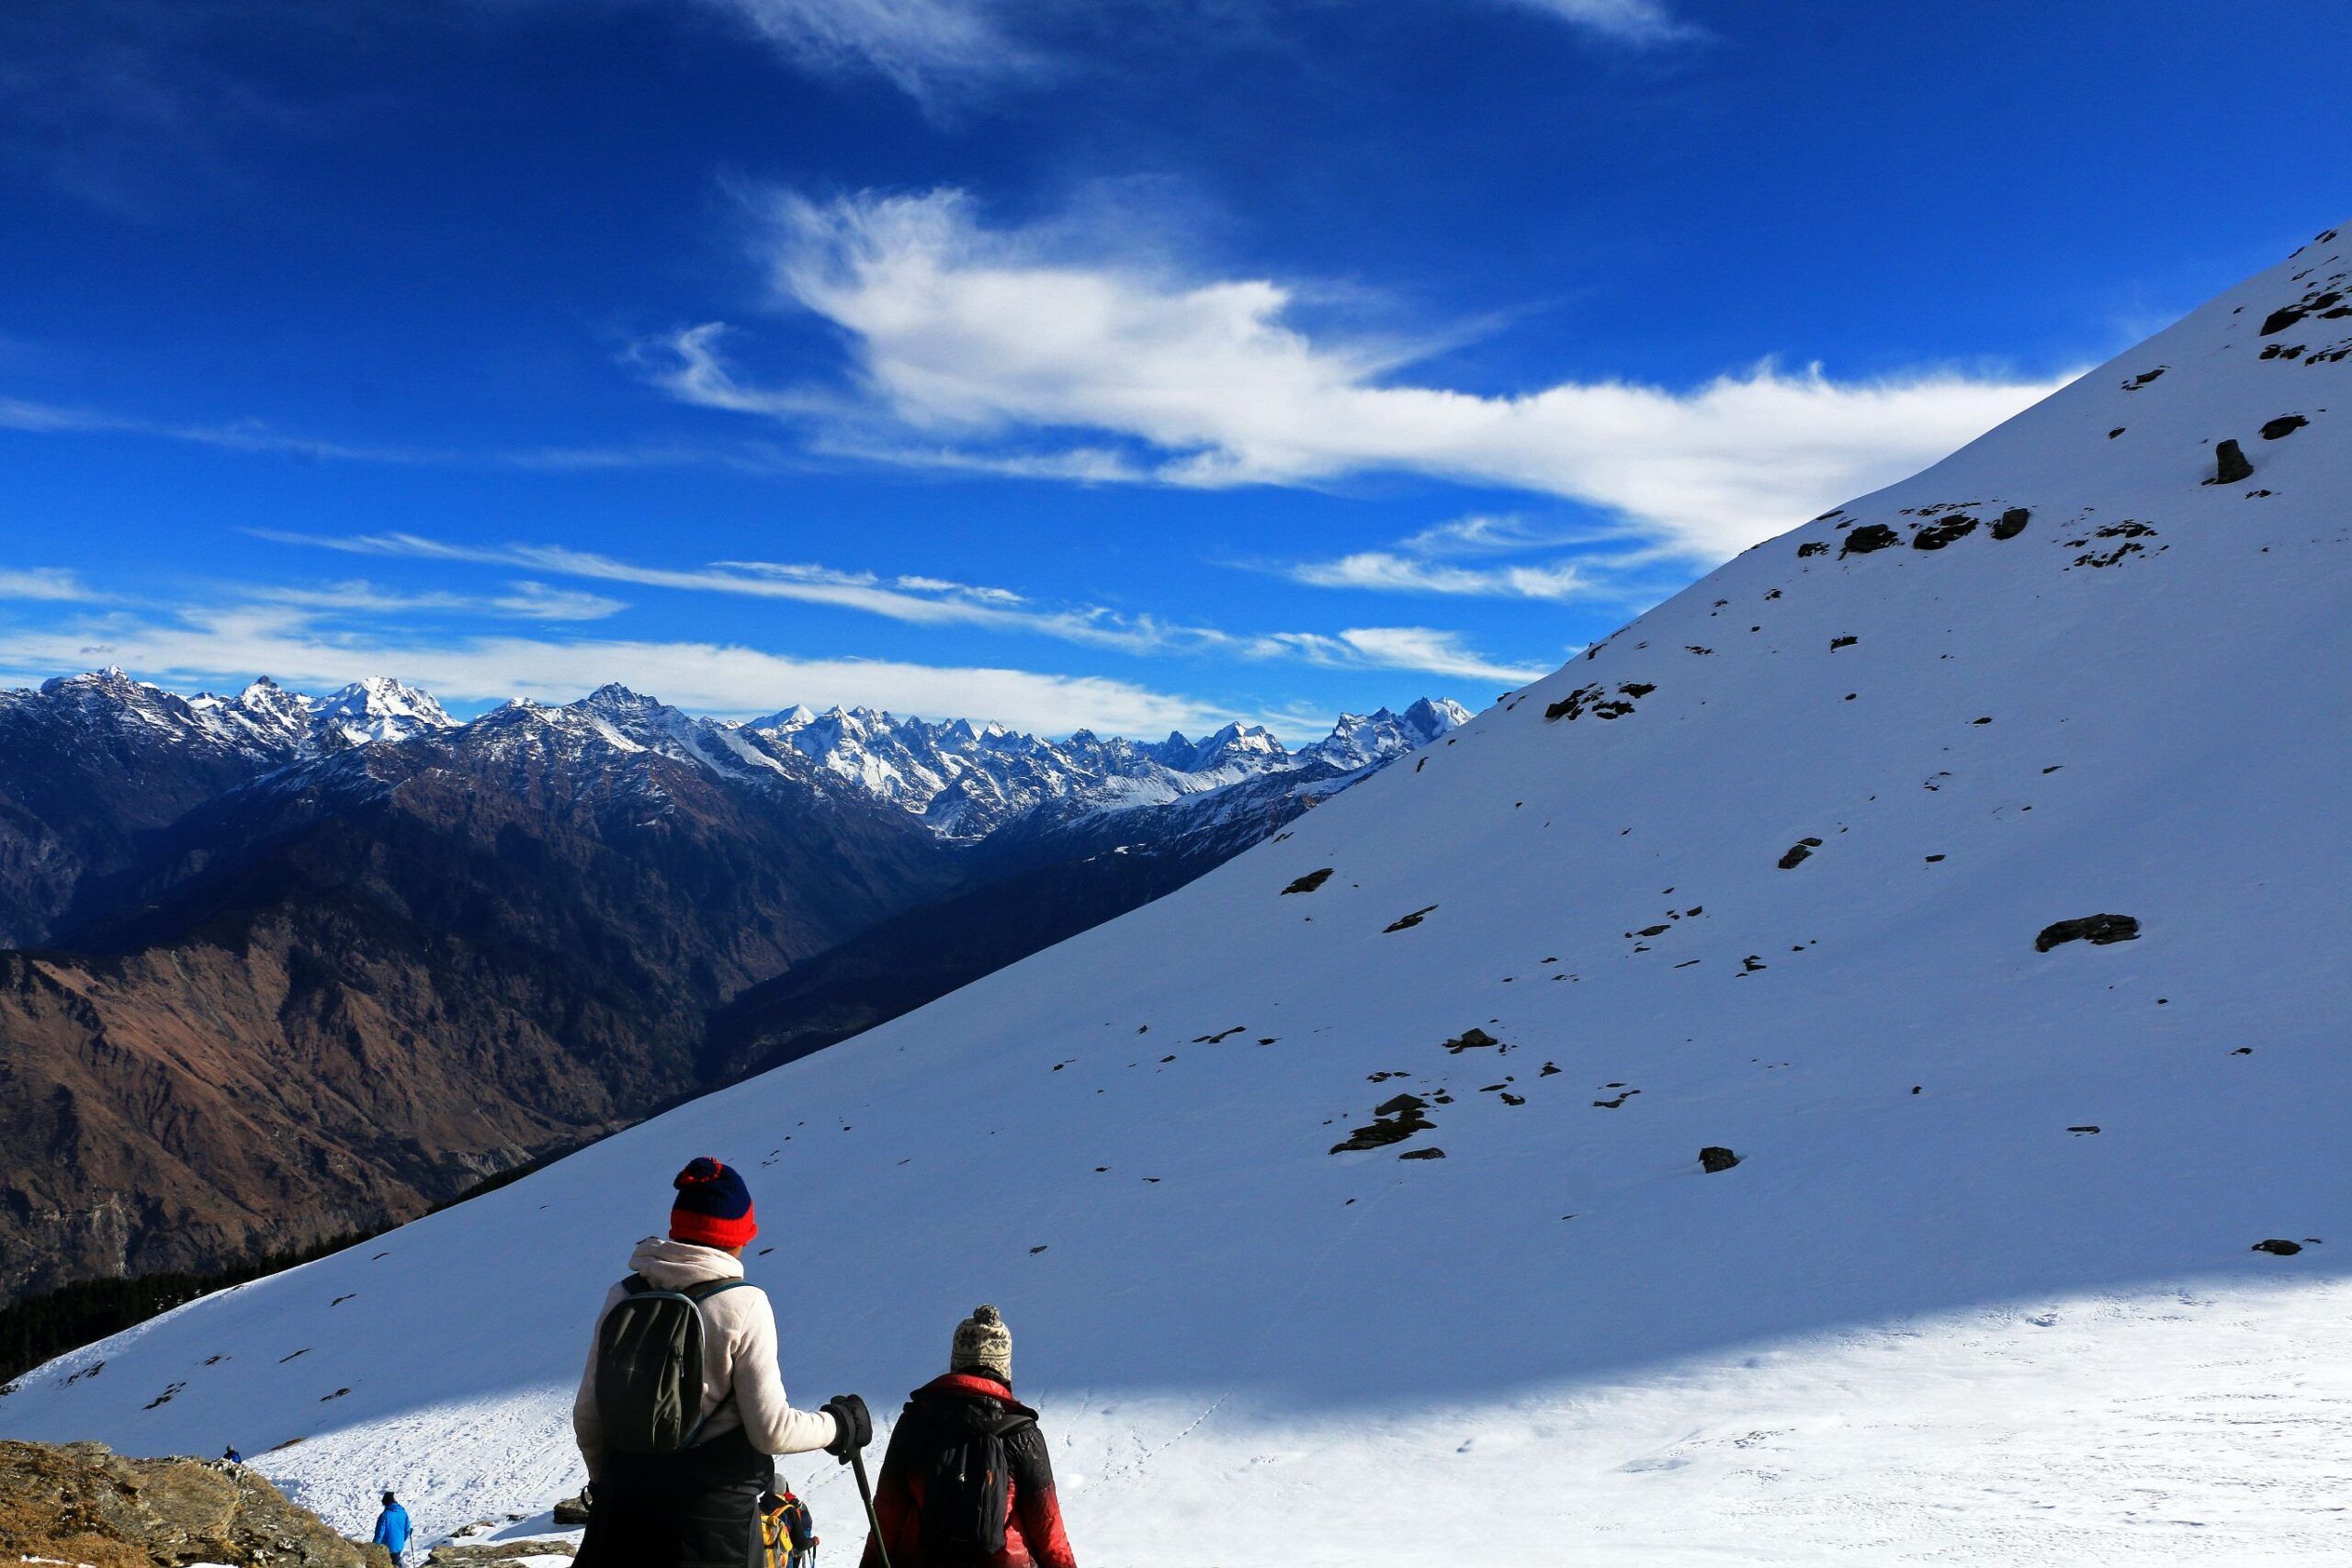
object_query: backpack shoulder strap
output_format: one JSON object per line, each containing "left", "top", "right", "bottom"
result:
{"left": 683, "top": 1278, "right": 753, "bottom": 1304}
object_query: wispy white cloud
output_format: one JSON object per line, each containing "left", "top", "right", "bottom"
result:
{"left": 0, "top": 567, "right": 100, "bottom": 602}
{"left": 684, "top": 0, "right": 1034, "bottom": 100}
{"left": 1397, "top": 513, "right": 1561, "bottom": 555}
{"left": 1242, "top": 626, "right": 1546, "bottom": 686}
{"left": 1289, "top": 551, "right": 1597, "bottom": 601}
{"left": 882, "top": 573, "right": 1024, "bottom": 604}
{"left": 1495, "top": 0, "right": 1702, "bottom": 47}
{"left": 0, "top": 391, "right": 805, "bottom": 478}
{"left": 0, "top": 394, "right": 424, "bottom": 462}
{"left": 0, "top": 602, "right": 1231, "bottom": 736}
{"left": 661, "top": 0, "right": 1693, "bottom": 104}
{"left": 248, "top": 528, "right": 1184, "bottom": 651}
{"left": 238, "top": 577, "right": 627, "bottom": 622}
{"left": 494, "top": 581, "right": 632, "bottom": 620}
{"left": 653, "top": 188, "right": 2068, "bottom": 562}
{"left": 1277, "top": 511, "right": 1662, "bottom": 603}
{"left": 247, "top": 528, "right": 1541, "bottom": 682}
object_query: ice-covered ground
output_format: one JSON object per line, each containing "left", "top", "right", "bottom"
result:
{"left": 6, "top": 223, "right": 2347, "bottom": 1564}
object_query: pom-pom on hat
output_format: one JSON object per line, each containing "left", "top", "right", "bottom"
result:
{"left": 670, "top": 1157, "right": 757, "bottom": 1251}
{"left": 951, "top": 1303, "right": 1012, "bottom": 1382}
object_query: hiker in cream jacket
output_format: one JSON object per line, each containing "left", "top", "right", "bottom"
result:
{"left": 571, "top": 1158, "right": 871, "bottom": 1568}
{"left": 571, "top": 1235, "right": 840, "bottom": 1479}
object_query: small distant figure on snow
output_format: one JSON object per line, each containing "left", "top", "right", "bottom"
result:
{"left": 861, "top": 1305, "right": 1078, "bottom": 1568}
{"left": 372, "top": 1490, "right": 412, "bottom": 1565}
{"left": 221, "top": 1444, "right": 242, "bottom": 1464}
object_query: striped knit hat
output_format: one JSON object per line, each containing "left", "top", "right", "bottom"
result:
{"left": 951, "top": 1304, "right": 1012, "bottom": 1382}
{"left": 669, "top": 1157, "right": 757, "bottom": 1251}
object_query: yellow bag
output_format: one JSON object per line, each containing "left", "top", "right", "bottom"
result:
{"left": 763, "top": 1488, "right": 816, "bottom": 1566}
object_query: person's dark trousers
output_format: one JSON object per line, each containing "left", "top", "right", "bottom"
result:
{"left": 575, "top": 1427, "right": 775, "bottom": 1568}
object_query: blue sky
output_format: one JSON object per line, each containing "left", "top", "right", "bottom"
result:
{"left": 2, "top": 0, "right": 2345, "bottom": 738}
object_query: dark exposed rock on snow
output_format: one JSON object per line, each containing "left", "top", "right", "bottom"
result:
{"left": 1912, "top": 515, "right": 1980, "bottom": 549}
{"left": 1779, "top": 839, "right": 1824, "bottom": 869}
{"left": 1385, "top": 905, "right": 1438, "bottom": 931}
{"left": 0, "top": 1438, "right": 385, "bottom": 1567}
{"left": 1544, "top": 682, "right": 1647, "bottom": 723}
{"left": 2035, "top": 914, "right": 2143, "bottom": 952}
{"left": 1839, "top": 524, "right": 1901, "bottom": 556}
{"left": 1282, "top": 867, "right": 1335, "bottom": 895}
{"left": 1442, "top": 1027, "right": 1500, "bottom": 1054}
{"left": 2209, "top": 439, "right": 2255, "bottom": 484}
{"left": 553, "top": 1491, "right": 593, "bottom": 1525}
{"left": 1698, "top": 1146, "right": 1741, "bottom": 1173}
{"left": 2121, "top": 367, "right": 2166, "bottom": 389}
{"left": 1830, "top": 636, "right": 1858, "bottom": 649}
{"left": 2260, "top": 414, "right": 2310, "bottom": 439}
{"left": 1991, "top": 507, "right": 2031, "bottom": 539}
{"left": 2251, "top": 1239, "right": 2304, "bottom": 1256}
{"left": 1329, "top": 1094, "right": 1435, "bottom": 1154}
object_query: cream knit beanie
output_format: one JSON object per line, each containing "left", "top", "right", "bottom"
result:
{"left": 951, "top": 1304, "right": 1012, "bottom": 1382}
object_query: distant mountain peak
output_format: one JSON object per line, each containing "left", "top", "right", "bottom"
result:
{"left": 1301, "top": 698, "right": 1472, "bottom": 772}
{"left": 42, "top": 665, "right": 140, "bottom": 698}
{"left": 578, "top": 682, "right": 661, "bottom": 713}
{"left": 311, "top": 676, "right": 455, "bottom": 750}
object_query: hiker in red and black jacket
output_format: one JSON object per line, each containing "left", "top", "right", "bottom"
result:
{"left": 860, "top": 1305, "right": 1078, "bottom": 1568}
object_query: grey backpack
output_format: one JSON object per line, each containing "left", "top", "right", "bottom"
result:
{"left": 594, "top": 1275, "right": 749, "bottom": 1454}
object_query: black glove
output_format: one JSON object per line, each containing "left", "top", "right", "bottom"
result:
{"left": 821, "top": 1393, "right": 872, "bottom": 1460}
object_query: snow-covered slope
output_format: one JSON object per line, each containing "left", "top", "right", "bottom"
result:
{"left": 7, "top": 229, "right": 2349, "bottom": 1565}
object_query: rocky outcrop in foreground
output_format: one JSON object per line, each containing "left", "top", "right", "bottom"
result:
{"left": 0, "top": 1439, "right": 386, "bottom": 1567}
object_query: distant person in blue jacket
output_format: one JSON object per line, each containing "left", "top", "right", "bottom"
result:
{"left": 372, "top": 1491, "right": 412, "bottom": 1564}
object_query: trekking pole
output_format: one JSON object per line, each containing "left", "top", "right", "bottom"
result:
{"left": 847, "top": 1442, "right": 892, "bottom": 1568}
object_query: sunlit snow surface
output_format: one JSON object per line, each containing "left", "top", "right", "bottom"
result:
{"left": 6, "top": 226, "right": 2349, "bottom": 1564}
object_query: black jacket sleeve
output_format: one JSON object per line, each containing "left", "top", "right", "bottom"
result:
{"left": 1006, "top": 1422, "right": 1077, "bottom": 1568}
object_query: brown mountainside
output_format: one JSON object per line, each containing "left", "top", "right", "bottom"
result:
{"left": 0, "top": 701, "right": 960, "bottom": 1300}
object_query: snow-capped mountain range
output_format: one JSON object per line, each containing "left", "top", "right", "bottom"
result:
{"left": 68, "top": 668, "right": 460, "bottom": 758}
{"left": 0, "top": 667, "right": 1464, "bottom": 952}
{"left": 8, "top": 221, "right": 2343, "bottom": 1565}
{"left": 752, "top": 696, "right": 1466, "bottom": 837}
{"left": 5, "top": 665, "right": 1464, "bottom": 840}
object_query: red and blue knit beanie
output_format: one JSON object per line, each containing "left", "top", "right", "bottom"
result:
{"left": 669, "top": 1157, "right": 757, "bottom": 1250}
